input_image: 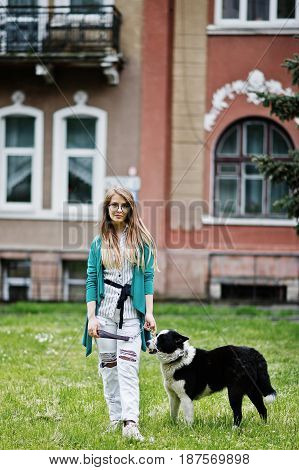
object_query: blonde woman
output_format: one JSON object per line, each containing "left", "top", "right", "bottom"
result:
{"left": 83, "top": 187, "right": 158, "bottom": 441}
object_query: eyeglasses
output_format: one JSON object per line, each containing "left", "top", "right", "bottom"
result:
{"left": 108, "top": 203, "right": 130, "bottom": 212}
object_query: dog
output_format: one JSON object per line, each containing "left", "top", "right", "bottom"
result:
{"left": 147, "top": 330, "right": 276, "bottom": 427}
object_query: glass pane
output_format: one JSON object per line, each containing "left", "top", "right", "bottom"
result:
{"left": 69, "top": 284, "right": 85, "bottom": 302}
{"left": 8, "top": 0, "right": 37, "bottom": 13}
{"left": 245, "top": 179, "right": 263, "bottom": 214}
{"left": 246, "top": 123, "right": 264, "bottom": 155}
{"left": 218, "top": 126, "right": 238, "bottom": 155}
{"left": 245, "top": 163, "right": 260, "bottom": 175}
{"left": 272, "top": 128, "right": 290, "bottom": 156}
{"left": 219, "top": 164, "right": 237, "bottom": 174}
{"left": 6, "top": 259, "right": 30, "bottom": 277}
{"left": 247, "top": 0, "right": 269, "bottom": 20}
{"left": 5, "top": 116, "right": 35, "bottom": 148}
{"left": 217, "top": 178, "right": 237, "bottom": 215}
{"left": 222, "top": 0, "right": 240, "bottom": 18}
{"left": 9, "top": 285, "right": 29, "bottom": 301}
{"left": 7, "top": 155, "right": 31, "bottom": 202}
{"left": 277, "top": 0, "right": 295, "bottom": 18}
{"left": 270, "top": 181, "right": 288, "bottom": 214}
{"left": 64, "top": 260, "right": 86, "bottom": 279}
{"left": 68, "top": 157, "right": 92, "bottom": 204}
{"left": 66, "top": 117, "right": 96, "bottom": 149}
{"left": 70, "top": 0, "right": 103, "bottom": 11}
{"left": 8, "top": 0, "right": 37, "bottom": 6}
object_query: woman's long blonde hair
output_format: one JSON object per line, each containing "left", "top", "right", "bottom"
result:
{"left": 98, "top": 187, "right": 159, "bottom": 272}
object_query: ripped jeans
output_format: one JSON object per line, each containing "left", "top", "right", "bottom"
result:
{"left": 95, "top": 313, "right": 141, "bottom": 423}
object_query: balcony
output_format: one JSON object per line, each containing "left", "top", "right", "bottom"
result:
{"left": 0, "top": 5, "right": 123, "bottom": 84}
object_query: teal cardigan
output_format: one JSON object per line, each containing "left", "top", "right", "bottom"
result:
{"left": 82, "top": 235, "right": 154, "bottom": 356}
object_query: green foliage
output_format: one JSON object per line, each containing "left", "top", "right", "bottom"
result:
{"left": 0, "top": 302, "right": 298, "bottom": 450}
{"left": 253, "top": 150, "right": 299, "bottom": 232}
{"left": 283, "top": 53, "right": 299, "bottom": 86}
{"left": 254, "top": 54, "right": 299, "bottom": 120}
{"left": 252, "top": 51, "right": 299, "bottom": 233}
{"left": 254, "top": 92, "right": 299, "bottom": 121}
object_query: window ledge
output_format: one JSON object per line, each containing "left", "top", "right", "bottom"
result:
{"left": 202, "top": 215, "right": 296, "bottom": 227}
{"left": 207, "top": 25, "right": 299, "bottom": 35}
{"left": 0, "top": 209, "right": 99, "bottom": 222}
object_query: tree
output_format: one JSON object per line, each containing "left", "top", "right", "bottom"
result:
{"left": 252, "top": 53, "right": 299, "bottom": 233}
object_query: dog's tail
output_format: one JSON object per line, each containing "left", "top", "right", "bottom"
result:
{"left": 257, "top": 355, "right": 277, "bottom": 404}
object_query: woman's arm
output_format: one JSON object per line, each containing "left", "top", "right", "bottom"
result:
{"left": 86, "top": 240, "right": 98, "bottom": 303}
{"left": 144, "top": 294, "right": 156, "bottom": 332}
{"left": 86, "top": 240, "right": 100, "bottom": 338}
{"left": 144, "top": 245, "right": 156, "bottom": 332}
{"left": 87, "top": 300, "right": 100, "bottom": 338}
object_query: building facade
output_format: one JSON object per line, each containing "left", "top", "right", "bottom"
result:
{"left": 0, "top": 0, "right": 146, "bottom": 301}
{"left": 0, "top": 0, "right": 298, "bottom": 303}
{"left": 140, "top": 0, "right": 299, "bottom": 303}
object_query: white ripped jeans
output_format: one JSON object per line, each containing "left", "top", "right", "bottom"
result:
{"left": 95, "top": 313, "right": 141, "bottom": 423}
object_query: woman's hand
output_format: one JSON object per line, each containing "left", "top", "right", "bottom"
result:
{"left": 144, "top": 312, "right": 156, "bottom": 333}
{"left": 88, "top": 316, "right": 100, "bottom": 338}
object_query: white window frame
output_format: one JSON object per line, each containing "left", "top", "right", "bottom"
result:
{"left": 269, "top": 125, "right": 291, "bottom": 158}
{"left": 217, "top": 125, "right": 241, "bottom": 157}
{"left": 2, "top": 260, "right": 32, "bottom": 301}
{"left": 215, "top": 164, "right": 239, "bottom": 216}
{"left": 242, "top": 120, "right": 267, "bottom": 156}
{"left": 241, "top": 162, "right": 265, "bottom": 216}
{"left": 214, "top": 0, "right": 299, "bottom": 27}
{"left": 0, "top": 104, "right": 43, "bottom": 213}
{"left": 52, "top": 104, "right": 107, "bottom": 220}
{"left": 267, "top": 179, "right": 289, "bottom": 217}
{"left": 212, "top": 118, "right": 294, "bottom": 222}
{"left": 62, "top": 260, "right": 85, "bottom": 301}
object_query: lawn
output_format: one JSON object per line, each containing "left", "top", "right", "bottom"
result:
{"left": 0, "top": 302, "right": 298, "bottom": 450}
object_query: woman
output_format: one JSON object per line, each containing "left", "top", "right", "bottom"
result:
{"left": 83, "top": 187, "right": 159, "bottom": 441}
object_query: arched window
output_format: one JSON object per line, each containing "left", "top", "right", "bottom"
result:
{"left": 0, "top": 104, "right": 43, "bottom": 212}
{"left": 214, "top": 118, "right": 293, "bottom": 218}
{"left": 52, "top": 102, "right": 107, "bottom": 218}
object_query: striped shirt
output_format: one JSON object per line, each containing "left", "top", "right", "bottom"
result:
{"left": 97, "top": 225, "right": 138, "bottom": 320}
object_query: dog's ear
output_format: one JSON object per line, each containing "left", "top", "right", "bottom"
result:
{"left": 175, "top": 334, "right": 189, "bottom": 345}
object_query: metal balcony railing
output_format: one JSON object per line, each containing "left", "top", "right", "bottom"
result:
{"left": 0, "top": 5, "right": 122, "bottom": 59}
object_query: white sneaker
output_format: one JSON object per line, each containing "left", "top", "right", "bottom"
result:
{"left": 122, "top": 422, "right": 144, "bottom": 442}
{"left": 104, "top": 420, "right": 121, "bottom": 433}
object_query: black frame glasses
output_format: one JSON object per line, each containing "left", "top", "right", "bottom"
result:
{"left": 108, "top": 202, "right": 130, "bottom": 212}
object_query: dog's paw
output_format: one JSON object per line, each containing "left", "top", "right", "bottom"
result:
{"left": 231, "top": 424, "right": 241, "bottom": 431}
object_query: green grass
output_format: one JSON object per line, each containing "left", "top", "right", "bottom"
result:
{"left": 0, "top": 302, "right": 298, "bottom": 450}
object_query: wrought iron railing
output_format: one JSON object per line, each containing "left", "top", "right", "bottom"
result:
{"left": 0, "top": 5, "right": 122, "bottom": 57}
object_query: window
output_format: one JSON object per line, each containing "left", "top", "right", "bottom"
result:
{"left": 66, "top": 117, "right": 96, "bottom": 204}
{"left": 5, "top": 116, "right": 34, "bottom": 203}
{"left": 214, "top": 119, "right": 292, "bottom": 218}
{"left": 52, "top": 103, "right": 107, "bottom": 218}
{"left": 62, "top": 260, "right": 86, "bottom": 301}
{"left": 0, "top": 105, "right": 43, "bottom": 212}
{"left": 215, "top": 0, "right": 298, "bottom": 26}
{"left": 70, "top": 0, "right": 104, "bottom": 14}
{"left": 1, "top": 259, "right": 31, "bottom": 301}
{"left": 221, "top": 284, "right": 286, "bottom": 302}
{"left": 4, "top": 0, "right": 39, "bottom": 53}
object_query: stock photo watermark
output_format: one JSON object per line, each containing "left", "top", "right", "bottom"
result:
{"left": 61, "top": 199, "right": 236, "bottom": 251}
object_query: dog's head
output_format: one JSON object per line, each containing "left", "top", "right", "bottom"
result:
{"left": 146, "top": 330, "right": 189, "bottom": 363}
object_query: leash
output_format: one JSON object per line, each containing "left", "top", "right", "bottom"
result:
{"left": 97, "top": 328, "right": 142, "bottom": 343}
{"left": 97, "top": 327, "right": 155, "bottom": 343}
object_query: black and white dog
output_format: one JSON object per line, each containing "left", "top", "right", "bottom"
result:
{"left": 147, "top": 330, "right": 276, "bottom": 427}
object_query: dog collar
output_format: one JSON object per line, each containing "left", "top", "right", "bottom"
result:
{"left": 165, "top": 349, "right": 188, "bottom": 365}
